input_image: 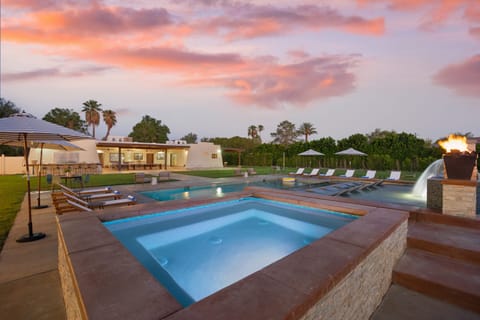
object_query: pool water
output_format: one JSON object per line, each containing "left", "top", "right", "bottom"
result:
{"left": 105, "top": 198, "right": 355, "bottom": 306}
{"left": 141, "top": 179, "right": 327, "bottom": 201}
{"left": 344, "top": 184, "right": 426, "bottom": 207}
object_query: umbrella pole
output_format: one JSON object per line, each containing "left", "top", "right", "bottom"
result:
{"left": 17, "top": 134, "right": 46, "bottom": 243}
{"left": 34, "top": 143, "right": 48, "bottom": 209}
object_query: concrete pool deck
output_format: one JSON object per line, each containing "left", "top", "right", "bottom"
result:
{"left": 1, "top": 174, "right": 479, "bottom": 319}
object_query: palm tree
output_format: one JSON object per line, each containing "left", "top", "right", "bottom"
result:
{"left": 257, "top": 124, "right": 264, "bottom": 141}
{"left": 298, "top": 122, "right": 317, "bottom": 143}
{"left": 102, "top": 109, "right": 117, "bottom": 141}
{"left": 248, "top": 125, "right": 257, "bottom": 139}
{"left": 81, "top": 100, "right": 103, "bottom": 138}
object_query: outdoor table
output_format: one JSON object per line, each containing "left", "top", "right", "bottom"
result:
{"left": 60, "top": 175, "right": 83, "bottom": 187}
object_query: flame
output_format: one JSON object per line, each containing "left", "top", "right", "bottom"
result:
{"left": 438, "top": 134, "right": 468, "bottom": 153}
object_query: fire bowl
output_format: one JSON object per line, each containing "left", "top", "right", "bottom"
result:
{"left": 442, "top": 151, "right": 477, "bottom": 180}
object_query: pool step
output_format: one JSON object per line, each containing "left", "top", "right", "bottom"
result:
{"left": 407, "top": 221, "right": 480, "bottom": 265}
{"left": 393, "top": 248, "right": 480, "bottom": 313}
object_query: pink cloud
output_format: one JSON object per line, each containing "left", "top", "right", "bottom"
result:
{"left": 470, "top": 26, "right": 480, "bottom": 39}
{"left": 1, "top": 0, "right": 84, "bottom": 10}
{"left": 433, "top": 54, "right": 480, "bottom": 97}
{"left": 1, "top": 2, "right": 363, "bottom": 109}
{"left": 288, "top": 50, "right": 311, "bottom": 60}
{"left": 185, "top": 55, "right": 360, "bottom": 109}
{"left": 195, "top": 4, "right": 384, "bottom": 39}
{"left": 357, "top": 0, "right": 479, "bottom": 37}
{"left": 1, "top": 66, "right": 110, "bottom": 82}
{"left": 464, "top": 2, "right": 480, "bottom": 23}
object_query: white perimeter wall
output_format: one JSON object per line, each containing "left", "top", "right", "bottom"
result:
{"left": 186, "top": 142, "right": 224, "bottom": 169}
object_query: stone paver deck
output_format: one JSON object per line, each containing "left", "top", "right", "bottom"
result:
{"left": 0, "top": 192, "right": 66, "bottom": 320}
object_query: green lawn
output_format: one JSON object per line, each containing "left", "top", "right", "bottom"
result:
{"left": 0, "top": 175, "right": 26, "bottom": 251}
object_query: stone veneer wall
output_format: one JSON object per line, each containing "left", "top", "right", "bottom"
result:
{"left": 58, "top": 229, "right": 85, "bottom": 320}
{"left": 443, "top": 184, "right": 477, "bottom": 217}
{"left": 300, "top": 220, "right": 407, "bottom": 320}
{"left": 427, "top": 178, "right": 442, "bottom": 211}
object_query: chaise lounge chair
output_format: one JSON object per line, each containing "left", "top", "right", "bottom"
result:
{"left": 319, "top": 169, "right": 335, "bottom": 177}
{"left": 66, "top": 199, "right": 94, "bottom": 212}
{"left": 386, "top": 171, "right": 401, "bottom": 180}
{"left": 64, "top": 184, "right": 113, "bottom": 195}
{"left": 63, "top": 192, "right": 137, "bottom": 210}
{"left": 361, "top": 170, "right": 376, "bottom": 179}
{"left": 303, "top": 168, "right": 320, "bottom": 177}
{"left": 289, "top": 168, "right": 305, "bottom": 175}
{"left": 59, "top": 184, "right": 122, "bottom": 201}
{"left": 340, "top": 169, "right": 355, "bottom": 178}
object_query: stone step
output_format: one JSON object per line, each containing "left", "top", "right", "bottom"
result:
{"left": 371, "top": 284, "right": 480, "bottom": 320}
{"left": 393, "top": 249, "right": 480, "bottom": 313}
{"left": 407, "top": 222, "right": 480, "bottom": 265}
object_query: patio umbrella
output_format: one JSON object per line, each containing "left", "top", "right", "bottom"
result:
{"left": 335, "top": 148, "right": 367, "bottom": 168}
{"left": 298, "top": 149, "right": 325, "bottom": 156}
{"left": 335, "top": 148, "right": 367, "bottom": 156}
{"left": 0, "top": 113, "right": 91, "bottom": 242}
{"left": 298, "top": 149, "right": 324, "bottom": 167}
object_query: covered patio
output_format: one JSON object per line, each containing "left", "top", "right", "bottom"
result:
{"left": 96, "top": 141, "right": 190, "bottom": 171}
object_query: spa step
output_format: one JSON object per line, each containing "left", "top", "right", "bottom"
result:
{"left": 407, "top": 222, "right": 480, "bottom": 265}
{"left": 393, "top": 249, "right": 480, "bottom": 313}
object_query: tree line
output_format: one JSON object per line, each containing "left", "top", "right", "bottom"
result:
{"left": 1, "top": 98, "right": 475, "bottom": 172}
{"left": 203, "top": 122, "right": 458, "bottom": 172}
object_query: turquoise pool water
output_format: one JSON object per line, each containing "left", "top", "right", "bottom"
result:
{"left": 105, "top": 198, "right": 355, "bottom": 306}
{"left": 141, "top": 179, "right": 326, "bottom": 201}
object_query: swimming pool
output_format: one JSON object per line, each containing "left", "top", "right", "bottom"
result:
{"left": 141, "top": 178, "right": 327, "bottom": 201}
{"left": 105, "top": 198, "right": 356, "bottom": 306}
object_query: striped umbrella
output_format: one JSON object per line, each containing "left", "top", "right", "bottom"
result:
{"left": 0, "top": 113, "right": 91, "bottom": 242}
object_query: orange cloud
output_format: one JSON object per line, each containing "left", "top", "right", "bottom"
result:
{"left": 433, "top": 54, "right": 480, "bottom": 97}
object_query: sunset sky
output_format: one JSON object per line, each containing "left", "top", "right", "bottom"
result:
{"left": 1, "top": 0, "right": 479, "bottom": 142}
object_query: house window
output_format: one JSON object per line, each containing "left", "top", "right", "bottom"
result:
{"left": 109, "top": 153, "right": 124, "bottom": 162}
{"left": 211, "top": 153, "right": 218, "bottom": 159}
{"left": 134, "top": 153, "right": 143, "bottom": 161}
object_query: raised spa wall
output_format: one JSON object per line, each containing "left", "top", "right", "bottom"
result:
{"left": 57, "top": 192, "right": 408, "bottom": 320}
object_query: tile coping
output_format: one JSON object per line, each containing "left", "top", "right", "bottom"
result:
{"left": 57, "top": 191, "right": 408, "bottom": 320}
